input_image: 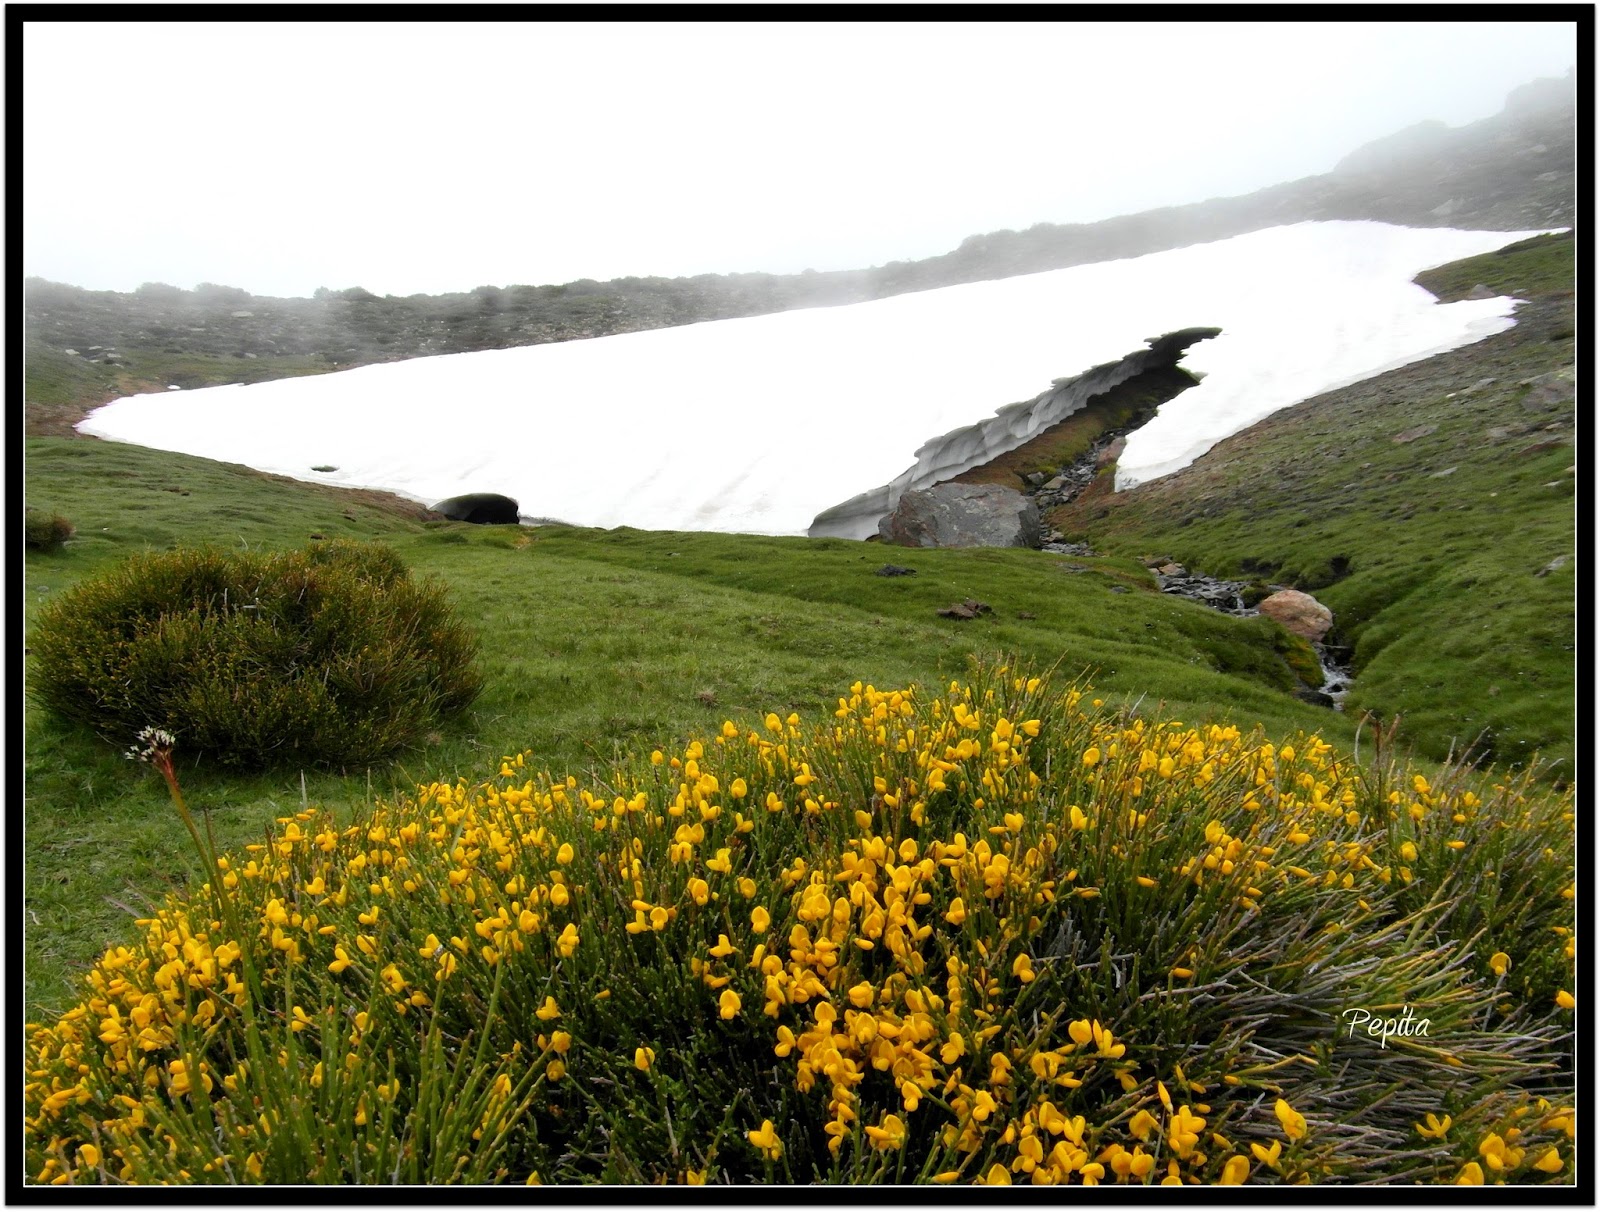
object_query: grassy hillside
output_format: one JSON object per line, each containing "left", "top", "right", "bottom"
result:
{"left": 1054, "top": 235, "right": 1575, "bottom": 780}
{"left": 24, "top": 437, "right": 1349, "bottom": 1019}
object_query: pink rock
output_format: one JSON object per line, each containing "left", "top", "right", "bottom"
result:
{"left": 1257, "top": 589, "right": 1333, "bottom": 641}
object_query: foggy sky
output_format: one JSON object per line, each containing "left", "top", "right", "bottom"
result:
{"left": 22, "top": 20, "right": 1577, "bottom": 299}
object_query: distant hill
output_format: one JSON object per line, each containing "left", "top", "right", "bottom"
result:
{"left": 25, "top": 71, "right": 1574, "bottom": 432}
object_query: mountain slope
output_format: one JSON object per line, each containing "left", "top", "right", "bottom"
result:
{"left": 24, "top": 72, "right": 1575, "bottom": 431}
{"left": 1052, "top": 234, "right": 1576, "bottom": 779}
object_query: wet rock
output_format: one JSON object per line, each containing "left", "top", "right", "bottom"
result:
{"left": 1257, "top": 589, "right": 1334, "bottom": 642}
{"left": 874, "top": 564, "right": 916, "bottom": 577}
{"left": 880, "top": 483, "right": 1042, "bottom": 549}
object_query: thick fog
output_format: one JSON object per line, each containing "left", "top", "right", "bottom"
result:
{"left": 22, "top": 21, "right": 1576, "bottom": 298}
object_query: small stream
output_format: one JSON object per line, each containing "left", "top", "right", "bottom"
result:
{"left": 1150, "top": 565, "right": 1353, "bottom": 710}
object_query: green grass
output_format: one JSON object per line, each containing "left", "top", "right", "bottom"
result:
{"left": 24, "top": 435, "right": 1355, "bottom": 1020}
{"left": 1054, "top": 239, "right": 1575, "bottom": 781}
{"left": 25, "top": 337, "right": 333, "bottom": 412}
{"left": 1413, "top": 231, "right": 1576, "bottom": 303}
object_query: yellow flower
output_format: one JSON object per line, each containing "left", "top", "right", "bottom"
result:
{"left": 1250, "top": 1140, "right": 1281, "bottom": 1169}
{"left": 78, "top": 1144, "right": 102, "bottom": 1168}
{"left": 1488, "top": 952, "right": 1510, "bottom": 977}
{"left": 551, "top": 1031, "right": 572, "bottom": 1054}
{"left": 1011, "top": 953, "right": 1035, "bottom": 983}
{"left": 688, "top": 878, "right": 709, "bottom": 906}
{"left": 1456, "top": 1161, "right": 1484, "bottom": 1185}
{"left": 1219, "top": 1155, "right": 1250, "bottom": 1185}
{"left": 747, "top": 1119, "right": 783, "bottom": 1161}
{"left": 1069, "top": 805, "right": 1089, "bottom": 831}
{"left": 730, "top": 778, "right": 748, "bottom": 799}
{"left": 719, "top": 989, "right": 741, "bottom": 1020}
{"left": 944, "top": 897, "right": 967, "bottom": 925}
{"left": 983, "top": 1162, "right": 1011, "bottom": 1185}
{"left": 751, "top": 906, "right": 771, "bottom": 933}
{"left": 634, "top": 1047, "right": 655, "bottom": 1072}
{"left": 1533, "top": 1148, "right": 1563, "bottom": 1174}
{"left": 1082, "top": 747, "right": 1100, "bottom": 768}
{"left": 545, "top": 1059, "right": 566, "bottom": 1082}
{"left": 535, "top": 995, "right": 561, "bottom": 1021}
{"left": 1274, "top": 1098, "right": 1306, "bottom": 1142}
{"left": 1478, "top": 1132, "right": 1523, "bottom": 1172}
{"left": 864, "top": 1113, "right": 907, "bottom": 1151}
{"left": 556, "top": 843, "right": 574, "bottom": 865}
{"left": 848, "top": 982, "right": 875, "bottom": 1008}
{"left": 1556, "top": 989, "right": 1575, "bottom": 1009}
{"left": 557, "top": 923, "right": 580, "bottom": 957}
{"left": 1129, "top": 1110, "right": 1160, "bottom": 1141}
{"left": 1415, "top": 1113, "right": 1452, "bottom": 1139}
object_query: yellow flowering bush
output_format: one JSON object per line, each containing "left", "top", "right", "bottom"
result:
{"left": 24, "top": 666, "right": 1574, "bottom": 1185}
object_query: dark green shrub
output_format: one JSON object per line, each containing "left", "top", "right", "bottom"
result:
{"left": 25, "top": 508, "right": 74, "bottom": 551}
{"left": 27, "top": 541, "right": 481, "bottom": 769}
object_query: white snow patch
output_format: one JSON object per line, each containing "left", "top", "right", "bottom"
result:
{"left": 78, "top": 221, "right": 1545, "bottom": 535}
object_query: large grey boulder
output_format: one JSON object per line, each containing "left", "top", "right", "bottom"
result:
{"left": 879, "top": 483, "right": 1042, "bottom": 548}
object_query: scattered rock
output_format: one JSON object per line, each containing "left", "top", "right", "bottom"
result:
{"left": 1041, "top": 539, "right": 1097, "bottom": 557}
{"left": 1391, "top": 423, "right": 1438, "bottom": 444}
{"left": 1535, "top": 555, "right": 1568, "bottom": 577}
{"left": 880, "top": 483, "right": 1042, "bottom": 549}
{"left": 874, "top": 564, "right": 916, "bottom": 577}
{"left": 1016, "top": 611, "right": 1037, "bottom": 620}
{"left": 1108, "top": 585, "right": 1129, "bottom": 594}
{"left": 1257, "top": 589, "right": 1334, "bottom": 642}
{"left": 1520, "top": 370, "right": 1575, "bottom": 410}
{"left": 1465, "top": 284, "right": 1497, "bottom": 300}
{"left": 1022, "top": 471, "right": 1048, "bottom": 488}
{"left": 1156, "top": 562, "right": 1187, "bottom": 577}
{"left": 1041, "top": 475, "right": 1070, "bottom": 492}
{"left": 937, "top": 599, "right": 992, "bottom": 620}
{"left": 1519, "top": 438, "right": 1568, "bottom": 457}
{"left": 1430, "top": 466, "right": 1458, "bottom": 478}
